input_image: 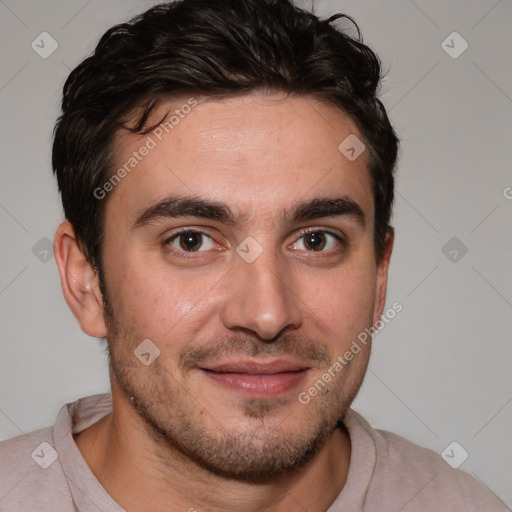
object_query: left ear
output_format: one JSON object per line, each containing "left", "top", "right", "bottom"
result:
{"left": 372, "top": 229, "right": 394, "bottom": 326}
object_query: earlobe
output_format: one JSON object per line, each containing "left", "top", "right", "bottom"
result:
{"left": 372, "top": 229, "right": 394, "bottom": 326}
{"left": 54, "top": 221, "right": 107, "bottom": 338}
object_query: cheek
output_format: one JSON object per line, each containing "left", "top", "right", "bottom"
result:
{"left": 295, "top": 260, "right": 377, "bottom": 342}
{"left": 107, "top": 255, "right": 222, "bottom": 346}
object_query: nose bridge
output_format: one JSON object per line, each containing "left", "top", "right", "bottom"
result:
{"left": 221, "top": 243, "right": 302, "bottom": 339}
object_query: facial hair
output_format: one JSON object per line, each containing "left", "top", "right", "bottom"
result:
{"left": 103, "top": 290, "right": 370, "bottom": 483}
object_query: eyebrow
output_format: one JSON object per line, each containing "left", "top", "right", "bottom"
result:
{"left": 132, "top": 195, "right": 366, "bottom": 229}
{"left": 132, "top": 196, "right": 238, "bottom": 229}
{"left": 288, "top": 197, "right": 366, "bottom": 228}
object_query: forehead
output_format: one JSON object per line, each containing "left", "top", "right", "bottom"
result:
{"left": 106, "top": 93, "right": 374, "bottom": 226}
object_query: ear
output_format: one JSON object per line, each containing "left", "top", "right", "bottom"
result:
{"left": 54, "top": 221, "right": 107, "bottom": 338}
{"left": 372, "top": 229, "right": 394, "bottom": 326}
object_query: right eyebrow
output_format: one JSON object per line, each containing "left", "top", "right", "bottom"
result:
{"left": 131, "top": 195, "right": 240, "bottom": 229}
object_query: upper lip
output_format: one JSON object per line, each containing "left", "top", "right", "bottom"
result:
{"left": 200, "top": 359, "right": 309, "bottom": 375}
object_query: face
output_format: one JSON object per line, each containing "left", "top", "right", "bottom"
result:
{"left": 99, "top": 93, "right": 391, "bottom": 481}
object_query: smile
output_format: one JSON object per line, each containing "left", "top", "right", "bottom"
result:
{"left": 199, "top": 360, "right": 310, "bottom": 398}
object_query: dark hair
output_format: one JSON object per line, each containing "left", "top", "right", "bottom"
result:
{"left": 52, "top": 0, "right": 398, "bottom": 276}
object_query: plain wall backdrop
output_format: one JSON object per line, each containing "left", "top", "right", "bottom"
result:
{"left": 0, "top": 0, "right": 511, "bottom": 506}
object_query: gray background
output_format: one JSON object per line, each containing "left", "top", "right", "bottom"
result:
{"left": 0, "top": 0, "right": 511, "bottom": 506}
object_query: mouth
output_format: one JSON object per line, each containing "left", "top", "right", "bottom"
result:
{"left": 198, "top": 359, "right": 310, "bottom": 398}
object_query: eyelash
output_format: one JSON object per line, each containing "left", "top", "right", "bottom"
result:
{"left": 162, "top": 227, "right": 347, "bottom": 258}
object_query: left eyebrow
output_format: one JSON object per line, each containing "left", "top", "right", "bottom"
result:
{"left": 288, "top": 197, "right": 367, "bottom": 228}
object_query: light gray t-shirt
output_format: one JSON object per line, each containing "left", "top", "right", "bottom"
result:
{"left": 0, "top": 394, "right": 508, "bottom": 511}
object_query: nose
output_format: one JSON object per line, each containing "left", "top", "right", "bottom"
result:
{"left": 220, "top": 246, "right": 303, "bottom": 341}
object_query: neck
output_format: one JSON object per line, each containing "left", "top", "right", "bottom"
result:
{"left": 75, "top": 391, "right": 351, "bottom": 512}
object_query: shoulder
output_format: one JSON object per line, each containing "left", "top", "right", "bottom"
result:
{"left": 345, "top": 410, "right": 509, "bottom": 511}
{"left": 0, "top": 428, "right": 70, "bottom": 510}
{"left": 0, "top": 427, "right": 55, "bottom": 492}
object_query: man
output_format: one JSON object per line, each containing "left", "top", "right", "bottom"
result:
{"left": 0, "top": 0, "right": 508, "bottom": 510}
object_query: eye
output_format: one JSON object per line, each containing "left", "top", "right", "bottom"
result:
{"left": 167, "top": 231, "right": 216, "bottom": 252}
{"left": 291, "top": 231, "right": 341, "bottom": 252}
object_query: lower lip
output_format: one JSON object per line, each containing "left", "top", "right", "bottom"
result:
{"left": 201, "top": 369, "right": 308, "bottom": 398}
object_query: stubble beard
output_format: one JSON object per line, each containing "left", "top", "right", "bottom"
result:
{"left": 103, "top": 292, "right": 369, "bottom": 483}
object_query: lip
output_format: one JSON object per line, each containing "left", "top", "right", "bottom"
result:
{"left": 199, "top": 359, "right": 310, "bottom": 398}
{"left": 201, "top": 359, "right": 308, "bottom": 374}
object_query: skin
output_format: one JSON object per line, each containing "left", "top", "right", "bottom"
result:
{"left": 54, "top": 93, "right": 393, "bottom": 512}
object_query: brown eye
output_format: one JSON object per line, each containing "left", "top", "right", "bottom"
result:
{"left": 291, "top": 231, "right": 341, "bottom": 252}
{"left": 302, "top": 232, "right": 327, "bottom": 251}
{"left": 168, "top": 231, "right": 215, "bottom": 252}
{"left": 180, "top": 232, "right": 202, "bottom": 251}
